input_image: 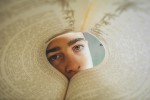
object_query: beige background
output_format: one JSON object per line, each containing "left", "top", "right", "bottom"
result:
{"left": 0, "top": 0, "right": 150, "bottom": 100}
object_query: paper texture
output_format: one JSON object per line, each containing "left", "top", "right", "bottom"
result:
{"left": 0, "top": 0, "right": 150, "bottom": 100}
{"left": 66, "top": 0, "right": 150, "bottom": 99}
{"left": 0, "top": 1, "right": 68, "bottom": 100}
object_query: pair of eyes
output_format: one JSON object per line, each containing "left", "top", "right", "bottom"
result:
{"left": 48, "top": 45, "right": 85, "bottom": 62}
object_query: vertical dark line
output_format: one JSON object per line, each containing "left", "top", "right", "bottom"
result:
{"left": 63, "top": 81, "right": 70, "bottom": 100}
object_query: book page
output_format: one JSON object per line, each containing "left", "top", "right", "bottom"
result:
{"left": 1, "top": 0, "right": 150, "bottom": 100}
{"left": 66, "top": 0, "right": 150, "bottom": 99}
{"left": 0, "top": 0, "right": 69, "bottom": 100}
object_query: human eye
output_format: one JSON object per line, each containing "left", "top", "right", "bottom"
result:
{"left": 48, "top": 54, "right": 62, "bottom": 62}
{"left": 73, "top": 44, "right": 84, "bottom": 52}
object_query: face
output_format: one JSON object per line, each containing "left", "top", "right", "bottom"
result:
{"left": 46, "top": 32, "right": 93, "bottom": 80}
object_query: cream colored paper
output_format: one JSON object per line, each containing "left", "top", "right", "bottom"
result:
{"left": 0, "top": 0, "right": 150, "bottom": 100}
{"left": 0, "top": 1, "right": 69, "bottom": 100}
{"left": 66, "top": 0, "right": 150, "bottom": 99}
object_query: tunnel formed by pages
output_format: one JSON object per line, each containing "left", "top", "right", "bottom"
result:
{"left": 0, "top": 0, "right": 150, "bottom": 100}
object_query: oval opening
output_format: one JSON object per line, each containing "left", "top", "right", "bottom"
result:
{"left": 46, "top": 31, "right": 105, "bottom": 80}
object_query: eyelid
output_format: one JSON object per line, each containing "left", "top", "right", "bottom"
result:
{"left": 72, "top": 41, "right": 85, "bottom": 47}
{"left": 49, "top": 54, "right": 63, "bottom": 63}
{"left": 72, "top": 44, "right": 85, "bottom": 52}
{"left": 47, "top": 51, "right": 60, "bottom": 58}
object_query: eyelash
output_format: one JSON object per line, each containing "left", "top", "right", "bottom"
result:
{"left": 48, "top": 45, "right": 85, "bottom": 62}
{"left": 73, "top": 44, "right": 85, "bottom": 52}
{"left": 48, "top": 53, "right": 62, "bottom": 62}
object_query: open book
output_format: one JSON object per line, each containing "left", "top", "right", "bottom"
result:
{"left": 0, "top": 0, "right": 150, "bottom": 100}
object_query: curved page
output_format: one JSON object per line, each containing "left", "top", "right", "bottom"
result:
{"left": 66, "top": 0, "right": 150, "bottom": 100}
{"left": 0, "top": 1, "right": 69, "bottom": 100}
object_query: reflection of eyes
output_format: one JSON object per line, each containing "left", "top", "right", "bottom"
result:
{"left": 73, "top": 44, "right": 84, "bottom": 52}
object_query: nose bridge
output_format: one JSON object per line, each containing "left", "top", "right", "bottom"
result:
{"left": 65, "top": 50, "right": 79, "bottom": 72}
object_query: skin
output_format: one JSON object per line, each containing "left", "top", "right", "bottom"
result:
{"left": 46, "top": 32, "right": 93, "bottom": 80}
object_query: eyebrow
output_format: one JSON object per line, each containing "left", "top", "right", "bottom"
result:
{"left": 68, "top": 38, "right": 85, "bottom": 46}
{"left": 46, "top": 47, "right": 60, "bottom": 55}
{"left": 46, "top": 38, "right": 85, "bottom": 55}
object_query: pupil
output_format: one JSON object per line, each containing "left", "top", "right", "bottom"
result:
{"left": 51, "top": 55, "right": 58, "bottom": 60}
{"left": 76, "top": 46, "right": 80, "bottom": 49}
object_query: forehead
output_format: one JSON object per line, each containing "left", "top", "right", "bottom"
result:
{"left": 47, "top": 32, "right": 85, "bottom": 49}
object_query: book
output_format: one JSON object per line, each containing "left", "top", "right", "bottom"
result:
{"left": 0, "top": 0, "right": 150, "bottom": 100}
